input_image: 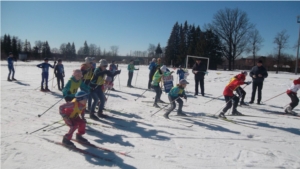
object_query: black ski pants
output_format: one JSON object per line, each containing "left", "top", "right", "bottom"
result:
{"left": 127, "top": 72, "right": 133, "bottom": 86}
{"left": 56, "top": 76, "right": 64, "bottom": 90}
{"left": 287, "top": 92, "right": 299, "bottom": 109}
{"left": 251, "top": 81, "right": 263, "bottom": 103}
{"left": 236, "top": 87, "right": 246, "bottom": 103}
{"left": 195, "top": 78, "right": 204, "bottom": 95}
{"left": 148, "top": 72, "right": 154, "bottom": 89}
{"left": 222, "top": 95, "right": 240, "bottom": 113}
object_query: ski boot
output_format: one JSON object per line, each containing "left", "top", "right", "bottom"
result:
{"left": 45, "top": 87, "right": 51, "bottom": 92}
{"left": 62, "top": 137, "right": 75, "bottom": 148}
{"left": 40, "top": 86, "right": 45, "bottom": 92}
{"left": 97, "top": 111, "right": 108, "bottom": 118}
{"left": 153, "top": 103, "right": 160, "bottom": 108}
{"left": 76, "top": 134, "right": 89, "bottom": 143}
{"left": 232, "top": 109, "right": 243, "bottom": 116}
{"left": 7, "top": 78, "right": 12, "bottom": 82}
{"left": 248, "top": 101, "right": 254, "bottom": 104}
{"left": 240, "top": 101, "right": 248, "bottom": 106}
{"left": 158, "top": 99, "right": 166, "bottom": 104}
{"left": 218, "top": 111, "right": 227, "bottom": 119}
{"left": 12, "top": 78, "right": 17, "bottom": 81}
{"left": 177, "top": 112, "right": 187, "bottom": 116}
{"left": 285, "top": 105, "right": 293, "bottom": 114}
{"left": 90, "top": 112, "right": 99, "bottom": 120}
{"left": 163, "top": 112, "right": 170, "bottom": 119}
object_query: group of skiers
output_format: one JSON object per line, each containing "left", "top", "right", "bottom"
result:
{"left": 5, "top": 54, "right": 299, "bottom": 147}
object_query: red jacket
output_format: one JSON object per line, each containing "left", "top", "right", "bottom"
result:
{"left": 59, "top": 99, "right": 86, "bottom": 119}
{"left": 223, "top": 74, "right": 246, "bottom": 96}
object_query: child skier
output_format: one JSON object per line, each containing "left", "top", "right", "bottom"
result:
{"left": 176, "top": 65, "right": 185, "bottom": 81}
{"left": 109, "top": 60, "right": 118, "bottom": 91}
{"left": 7, "top": 52, "right": 17, "bottom": 81}
{"left": 232, "top": 71, "right": 249, "bottom": 106}
{"left": 81, "top": 57, "right": 94, "bottom": 111}
{"left": 127, "top": 60, "right": 139, "bottom": 87}
{"left": 89, "top": 59, "right": 121, "bottom": 119}
{"left": 37, "top": 58, "right": 56, "bottom": 91}
{"left": 62, "top": 69, "right": 90, "bottom": 102}
{"left": 59, "top": 90, "right": 89, "bottom": 147}
{"left": 218, "top": 74, "right": 251, "bottom": 118}
{"left": 148, "top": 58, "right": 156, "bottom": 89}
{"left": 163, "top": 79, "right": 189, "bottom": 119}
{"left": 54, "top": 59, "right": 65, "bottom": 91}
{"left": 151, "top": 65, "right": 173, "bottom": 108}
{"left": 285, "top": 78, "right": 300, "bottom": 114}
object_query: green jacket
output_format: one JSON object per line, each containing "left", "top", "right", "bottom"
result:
{"left": 128, "top": 64, "right": 138, "bottom": 72}
{"left": 169, "top": 86, "right": 185, "bottom": 98}
{"left": 62, "top": 76, "right": 90, "bottom": 97}
{"left": 151, "top": 70, "right": 171, "bottom": 86}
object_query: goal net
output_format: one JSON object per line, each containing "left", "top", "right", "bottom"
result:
{"left": 185, "top": 55, "right": 209, "bottom": 70}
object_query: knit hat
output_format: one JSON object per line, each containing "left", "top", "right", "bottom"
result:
{"left": 85, "top": 57, "right": 92, "bottom": 63}
{"left": 241, "top": 71, "right": 248, "bottom": 76}
{"left": 160, "top": 65, "right": 167, "bottom": 72}
{"left": 179, "top": 79, "right": 189, "bottom": 85}
{"left": 72, "top": 69, "right": 82, "bottom": 77}
{"left": 9, "top": 52, "right": 12, "bottom": 55}
{"left": 99, "top": 59, "right": 108, "bottom": 67}
{"left": 75, "top": 91, "right": 89, "bottom": 101}
{"left": 257, "top": 60, "right": 263, "bottom": 64}
{"left": 44, "top": 58, "right": 49, "bottom": 61}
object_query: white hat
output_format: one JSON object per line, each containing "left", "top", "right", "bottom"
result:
{"left": 160, "top": 65, "right": 167, "bottom": 72}
{"left": 99, "top": 59, "right": 108, "bottom": 67}
{"left": 85, "top": 57, "right": 92, "bottom": 63}
{"left": 179, "top": 79, "right": 189, "bottom": 85}
{"left": 152, "top": 58, "right": 156, "bottom": 62}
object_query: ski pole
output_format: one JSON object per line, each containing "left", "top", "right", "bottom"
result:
{"left": 261, "top": 91, "right": 286, "bottom": 104}
{"left": 51, "top": 60, "right": 56, "bottom": 90}
{"left": 151, "top": 97, "right": 181, "bottom": 117}
{"left": 38, "top": 98, "right": 64, "bottom": 117}
{"left": 118, "top": 74, "right": 121, "bottom": 90}
{"left": 26, "top": 119, "right": 63, "bottom": 134}
{"left": 134, "top": 89, "right": 148, "bottom": 101}
{"left": 135, "top": 68, "right": 139, "bottom": 86}
{"left": 45, "top": 124, "right": 65, "bottom": 132}
{"left": 213, "top": 95, "right": 238, "bottom": 116}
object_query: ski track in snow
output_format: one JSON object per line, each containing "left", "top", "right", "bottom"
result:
{"left": 1, "top": 61, "right": 300, "bottom": 169}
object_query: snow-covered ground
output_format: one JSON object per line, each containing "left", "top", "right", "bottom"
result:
{"left": 1, "top": 60, "right": 300, "bottom": 169}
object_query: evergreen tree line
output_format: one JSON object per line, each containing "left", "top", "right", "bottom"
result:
{"left": 165, "top": 21, "right": 223, "bottom": 70}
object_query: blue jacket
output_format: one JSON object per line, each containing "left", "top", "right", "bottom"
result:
{"left": 177, "top": 69, "right": 185, "bottom": 80}
{"left": 7, "top": 57, "right": 14, "bottom": 68}
{"left": 149, "top": 62, "right": 156, "bottom": 71}
{"left": 37, "top": 62, "right": 55, "bottom": 73}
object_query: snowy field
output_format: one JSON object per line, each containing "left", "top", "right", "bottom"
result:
{"left": 1, "top": 60, "right": 300, "bottom": 169}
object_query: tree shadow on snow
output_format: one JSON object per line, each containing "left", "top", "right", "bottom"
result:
{"left": 105, "top": 109, "right": 144, "bottom": 120}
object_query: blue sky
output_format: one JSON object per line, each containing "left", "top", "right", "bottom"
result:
{"left": 1, "top": 1, "right": 300, "bottom": 57}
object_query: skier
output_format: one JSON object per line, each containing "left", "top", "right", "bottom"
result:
{"left": 249, "top": 60, "right": 268, "bottom": 104}
{"left": 127, "top": 60, "right": 139, "bottom": 87}
{"left": 285, "top": 77, "right": 300, "bottom": 114}
{"left": 37, "top": 58, "right": 56, "bottom": 92}
{"left": 109, "top": 60, "right": 118, "bottom": 91}
{"left": 218, "top": 75, "right": 251, "bottom": 118}
{"left": 7, "top": 52, "right": 17, "bottom": 81}
{"left": 192, "top": 59, "right": 207, "bottom": 96}
{"left": 163, "top": 79, "right": 189, "bottom": 119}
{"left": 89, "top": 59, "right": 121, "bottom": 119}
{"left": 176, "top": 65, "right": 185, "bottom": 81}
{"left": 81, "top": 57, "right": 94, "bottom": 111}
{"left": 62, "top": 69, "right": 90, "bottom": 102}
{"left": 59, "top": 90, "right": 89, "bottom": 147}
{"left": 151, "top": 65, "right": 173, "bottom": 108}
{"left": 54, "top": 59, "right": 65, "bottom": 91}
{"left": 231, "top": 71, "right": 249, "bottom": 106}
{"left": 148, "top": 58, "right": 156, "bottom": 89}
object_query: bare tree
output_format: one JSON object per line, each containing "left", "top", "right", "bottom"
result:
{"left": 60, "top": 43, "right": 67, "bottom": 55}
{"left": 110, "top": 46, "right": 119, "bottom": 56}
{"left": 51, "top": 48, "right": 59, "bottom": 54}
{"left": 274, "top": 29, "right": 289, "bottom": 74}
{"left": 246, "top": 29, "right": 264, "bottom": 66}
{"left": 35, "top": 40, "right": 43, "bottom": 53}
{"left": 89, "top": 44, "right": 97, "bottom": 56}
{"left": 209, "top": 8, "right": 254, "bottom": 70}
{"left": 148, "top": 44, "right": 156, "bottom": 57}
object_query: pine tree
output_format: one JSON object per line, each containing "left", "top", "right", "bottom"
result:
{"left": 12, "top": 36, "right": 18, "bottom": 56}
{"left": 71, "top": 42, "right": 76, "bottom": 59}
{"left": 155, "top": 43, "right": 162, "bottom": 57}
{"left": 83, "top": 41, "right": 89, "bottom": 56}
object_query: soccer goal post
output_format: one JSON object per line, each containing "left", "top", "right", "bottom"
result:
{"left": 185, "top": 55, "right": 209, "bottom": 70}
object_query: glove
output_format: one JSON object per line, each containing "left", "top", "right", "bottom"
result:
{"left": 183, "top": 95, "right": 187, "bottom": 100}
{"left": 54, "top": 61, "right": 57, "bottom": 65}
{"left": 244, "top": 81, "right": 252, "bottom": 85}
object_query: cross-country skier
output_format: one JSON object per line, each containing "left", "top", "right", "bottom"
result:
{"left": 163, "top": 79, "right": 189, "bottom": 119}
{"left": 54, "top": 59, "right": 65, "bottom": 91}
{"left": 151, "top": 65, "right": 173, "bottom": 108}
{"left": 59, "top": 90, "right": 89, "bottom": 147}
{"left": 109, "top": 60, "right": 118, "bottom": 91}
{"left": 7, "top": 52, "right": 17, "bottom": 81}
{"left": 176, "top": 65, "right": 185, "bottom": 81}
{"left": 218, "top": 75, "right": 251, "bottom": 118}
{"left": 62, "top": 69, "right": 90, "bottom": 102}
{"left": 127, "top": 60, "right": 139, "bottom": 87}
{"left": 231, "top": 71, "right": 249, "bottom": 106}
{"left": 285, "top": 77, "right": 300, "bottom": 114}
{"left": 81, "top": 57, "right": 94, "bottom": 111}
{"left": 37, "top": 58, "right": 56, "bottom": 92}
{"left": 89, "top": 59, "right": 121, "bottom": 119}
{"left": 148, "top": 58, "right": 156, "bottom": 89}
